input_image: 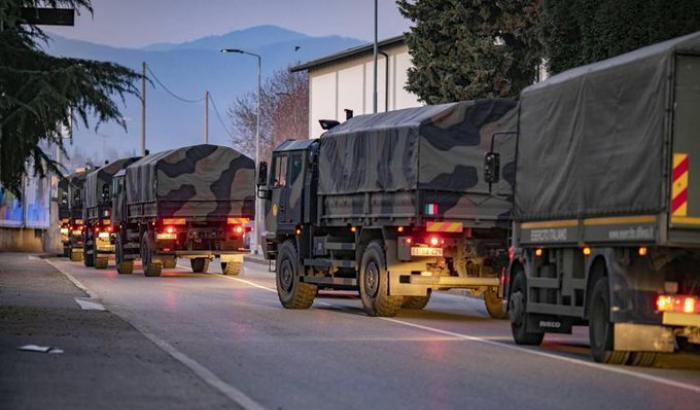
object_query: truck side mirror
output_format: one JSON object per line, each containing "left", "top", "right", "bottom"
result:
{"left": 484, "top": 152, "right": 500, "bottom": 184}
{"left": 257, "top": 161, "right": 268, "bottom": 187}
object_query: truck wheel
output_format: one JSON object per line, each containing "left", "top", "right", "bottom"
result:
{"left": 509, "top": 271, "right": 544, "bottom": 345}
{"left": 221, "top": 262, "right": 242, "bottom": 276}
{"left": 141, "top": 235, "right": 162, "bottom": 277}
{"left": 402, "top": 290, "right": 431, "bottom": 310}
{"left": 359, "top": 241, "right": 403, "bottom": 317}
{"left": 63, "top": 245, "right": 70, "bottom": 258}
{"left": 162, "top": 256, "right": 177, "bottom": 269}
{"left": 84, "top": 238, "right": 95, "bottom": 267}
{"left": 589, "top": 277, "right": 629, "bottom": 364}
{"left": 276, "top": 240, "right": 316, "bottom": 309}
{"left": 191, "top": 258, "right": 210, "bottom": 273}
{"left": 95, "top": 256, "right": 109, "bottom": 269}
{"left": 484, "top": 288, "right": 508, "bottom": 319}
{"left": 115, "top": 236, "right": 133, "bottom": 274}
{"left": 627, "top": 352, "right": 657, "bottom": 367}
{"left": 70, "top": 248, "right": 83, "bottom": 262}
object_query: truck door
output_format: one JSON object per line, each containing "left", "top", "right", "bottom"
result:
{"left": 285, "top": 152, "right": 304, "bottom": 227}
{"left": 671, "top": 55, "right": 700, "bottom": 228}
{"left": 268, "top": 153, "right": 288, "bottom": 234}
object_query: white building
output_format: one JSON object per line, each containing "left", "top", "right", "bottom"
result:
{"left": 291, "top": 36, "right": 421, "bottom": 138}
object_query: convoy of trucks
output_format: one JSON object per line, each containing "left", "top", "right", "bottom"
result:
{"left": 55, "top": 32, "right": 700, "bottom": 365}
{"left": 59, "top": 168, "right": 89, "bottom": 262}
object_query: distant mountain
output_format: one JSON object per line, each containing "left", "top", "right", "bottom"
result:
{"left": 43, "top": 25, "right": 362, "bottom": 164}
{"left": 142, "top": 25, "right": 308, "bottom": 52}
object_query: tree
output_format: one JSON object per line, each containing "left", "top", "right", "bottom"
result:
{"left": 0, "top": 0, "right": 139, "bottom": 196}
{"left": 543, "top": 0, "right": 700, "bottom": 74}
{"left": 397, "top": 0, "right": 543, "bottom": 104}
{"left": 228, "top": 67, "right": 308, "bottom": 163}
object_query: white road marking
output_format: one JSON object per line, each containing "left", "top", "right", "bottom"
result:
{"left": 205, "top": 271, "right": 700, "bottom": 395}
{"left": 74, "top": 297, "right": 106, "bottom": 311}
{"left": 379, "top": 317, "right": 700, "bottom": 394}
{"left": 128, "top": 321, "right": 267, "bottom": 410}
{"left": 46, "top": 259, "right": 268, "bottom": 410}
{"left": 177, "top": 262, "right": 277, "bottom": 293}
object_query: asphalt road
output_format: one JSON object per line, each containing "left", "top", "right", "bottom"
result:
{"left": 38, "top": 256, "right": 700, "bottom": 410}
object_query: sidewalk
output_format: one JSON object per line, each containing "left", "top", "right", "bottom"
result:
{"left": 0, "top": 253, "right": 234, "bottom": 410}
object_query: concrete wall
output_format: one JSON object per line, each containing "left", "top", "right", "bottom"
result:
{"left": 308, "top": 43, "right": 421, "bottom": 138}
{"left": 0, "top": 227, "right": 45, "bottom": 252}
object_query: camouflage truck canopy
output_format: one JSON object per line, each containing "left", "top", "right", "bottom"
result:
{"left": 68, "top": 169, "right": 88, "bottom": 218}
{"left": 516, "top": 31, "right": 700, "bottom": 221}
{"left": 319, "top": 99, "right": 517, "bottom": 195}
{"left": 85, "top": 157, "right": 140, "bottom": 210}
{"left": 317, "top": 100, "right": 517, "bottom": 225}
{"left": 125, "top": 144, "right": 255, "bottom": 218}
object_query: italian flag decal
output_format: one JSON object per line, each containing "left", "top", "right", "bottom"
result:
{"left": 425, "top": 203, "right": 438, "bottom": 215}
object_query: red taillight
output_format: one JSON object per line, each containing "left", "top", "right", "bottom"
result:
{"left": 165, "top": 226, "right": 176, "bottom": 234}
{"left": 106, "top": 225, "right": 113, "bottom": 233}
{"left": 428, "top": 236, "right": 444, "bottom": 247}
{"left": 508, "top": 246, "right": 515, "bottom": 262}
{"left": 233, "top": 225, "right": 244, "bottom": 235}
{"left": 405, "top": 237, "right": 413, "bottom": 244}
{"left": 656, "top": 295, "right": 699, "bottom": 314}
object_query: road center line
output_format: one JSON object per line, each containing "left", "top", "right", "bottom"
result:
{"left": 211, "top": 270, "right": 700, "bottom": 395}
{"left": 47, "top": 259, "right": 269, "bottom": 410}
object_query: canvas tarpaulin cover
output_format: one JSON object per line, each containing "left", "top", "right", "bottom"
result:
{"left": 125, "top": 144, "right": 254, "bottom": 206}
{"left": 318, "top": 99, "right": 517, "bottom": 196}
{"left": 515, "top": 31, "right": 700, "bottom": 221}
{"left": 85, "top": 157, "right": 140, "bottom": 209}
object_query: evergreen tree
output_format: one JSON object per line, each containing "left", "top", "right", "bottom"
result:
{"left": 543, "top": 0, "right": 700, "bottom": 74}
{"left": 397, "top": 0, "right": 543, "bottom": 104}
{"left": 0, "top": 0, "right": 139, "bottom": 196}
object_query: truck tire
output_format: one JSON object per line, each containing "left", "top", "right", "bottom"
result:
{"left": 70, "top": 248, "right": 83, "bottom": 262}
{"left": 191, "top": 258, "right": 210, "bottom": 273}
{"left": 63, "top": 245, "right": 70, "bottom": 258}
{"left": 115, "top": 236, "right": 133, "bottom": 274}
{"left": 276, "top": 240, "right": 316, "bottom": 309}
{"left": 402, "top": 290, "right": 431, "bottom": 310}
{"left": 589, "top": 277, "right": 629, "bottom": 364}
{"left": 221, "top": 262, "right": 242, "bottom": 276}
{"left": 627, "top": 352, "right": 657, "bottom": 367}
{"left": 141, "top": 235, "right": 162, "bottom": 277}
{"left": 83, "top": 237, "right": 95, "bottom": 267}
{"left": 162, "top": 256, "right": 177, "bottom": 269}
{"left": 509, "top": 271, "right": 544, "bottom": 345}
{"left": 484, "top": 288, "right": 508, "bottom": 319}
{"left": 359, "top": 241, "right": 403, "bottom": 317}
{"left": 95, "top": 256, "right": 109, "bottom": 269}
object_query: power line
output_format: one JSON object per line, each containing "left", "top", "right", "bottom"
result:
{"left": 207, "top": 92, "right": 235, "bottom": 140}
{"left": 146, "top": 65, "right": 205, "bottom": 104}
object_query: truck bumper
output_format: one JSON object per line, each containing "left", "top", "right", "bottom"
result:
{"left": 388, "top": 272, "right": 499, "bottom": 296}
{"left": 662, "top": 312, "right": 700, "bottom": 327}
{"left": 171, "top": 250, "right": 247, "bottom": 263}
{"left": 613, "top": 323, "right": 676, "bottom": 352}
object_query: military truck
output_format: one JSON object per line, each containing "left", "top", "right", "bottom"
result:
{"left": 83, "top": 157, "right": 140, "bottom": 269}
{"left": 64, "top": 169, "right": 89, "bottom": 261}
{"left": 111, "top": 144, "right": 255, "bottom": 277}
{"left": 257, "top": 100, "right": 517, "bottom": 317}
{"left": 505, "top": 32, "right": 700, "bottom": 365}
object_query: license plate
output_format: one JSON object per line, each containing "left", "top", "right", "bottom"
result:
{"left": 410, "top": 247, "right": 443, "bottom": 257}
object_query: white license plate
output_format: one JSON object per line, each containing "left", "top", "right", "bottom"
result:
{"left": 410, "top": 247, "right": 443, "bottom": 257}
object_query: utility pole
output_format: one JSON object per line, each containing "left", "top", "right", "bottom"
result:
{"left": 204, "top": 90, "right": 209, "bottom": 144}
{"left": 373, "top": 0, "right": 378, "bottom": 113}
{"left": 141, "top": 62, "right": 146, "bottom": 156}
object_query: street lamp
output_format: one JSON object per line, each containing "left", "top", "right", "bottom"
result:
{"left": 221, "top": 48, "right": 263, "bottom": 256}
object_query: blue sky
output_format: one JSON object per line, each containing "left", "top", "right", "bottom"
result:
{"left": 45, "top": 0, "right": 411, "bottom": 48}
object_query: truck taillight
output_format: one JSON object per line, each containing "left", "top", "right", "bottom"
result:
{"left": 428, "top": 235, "right": 444, "bottom": 247}
{"left": 165, "top": 226, "right": 176, "bottom": 234}
{"left": 232, "top": 225, "right": 244, "bottom": 235}
{"left": 656, "top": 295, "right": 699, "bottom": 314}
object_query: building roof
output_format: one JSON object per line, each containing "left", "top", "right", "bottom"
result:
{"left": 290, "top": 35, "right": 405, "bottom": 73}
